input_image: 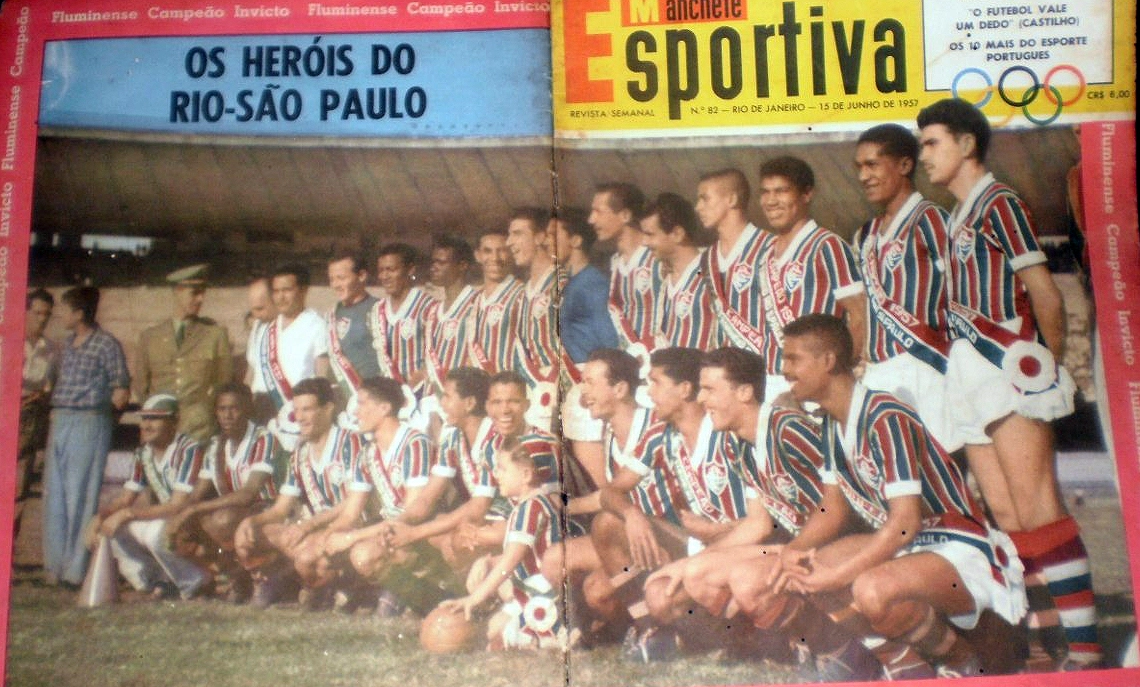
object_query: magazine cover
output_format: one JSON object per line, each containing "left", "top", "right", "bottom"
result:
{"left": 0, "top": 0, "right": 1137, "bottom": 685}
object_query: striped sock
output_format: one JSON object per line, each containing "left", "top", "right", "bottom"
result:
{"left": 1011, "top": 517, "right": 1101, "bottom": 667}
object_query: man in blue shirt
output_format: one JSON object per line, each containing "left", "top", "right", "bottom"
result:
{"left": 552, "top": 208, "right": 618, "bottom": 471}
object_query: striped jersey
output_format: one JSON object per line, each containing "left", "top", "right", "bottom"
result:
{"left": 759, "top": 221, "right": 863, "bottom": 373}
{"left": 947, "top": 173, "right": 1047, "bottom": 337}
{"left": 281, "top": 426, "right": 363, "bottom": 514}
{"left": 466, "top": 276, "right": 526, "bottom": 373}
{"left": 819, "top": 383, "right": 984, "bottom": 530}
{"left": 656, "top": 251, "right": 723, "bottom": 351}
{"left": 504, "top": 490, "right": 564, "bottom": 586}
{"left": 350, "top": 424, "right": 433, "bottom": 520}
{"left": 126, "top": 433, "right": 203, "bottom": 503}
{"left": 427, "top": 285, "right": 479, "bottom": 391}
{"left": 371, "top": 286, "right": 440, "bottom": 386}
{"left": 651, "top": 415, "right": 750, "bottom": 524}
{"left": 199, "top": 421, "right": 279, "bottom": 501}
{"left": 734, "top": 405, "right": 825, "bottom": 535}
{"left": 433, "top": 420, "right": 513, "bottom": 518}
{"left": 609, "top": 245, "right": 665, "bottom": 346}
{"left": 701, "top": 223, "right": 770, "bottom": 353}
{"left": 854, "top": 193, "right": 952, "bottom": 364}
{"left": 519, "top": 267, "right": 564, "bottom": 371}
{"left": 605, "top": 409, "right": 684, "bottom": 525}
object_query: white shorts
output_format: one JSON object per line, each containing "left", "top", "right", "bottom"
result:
{"left": 560, "top": 383, "right": 602, "bottom": 442}
{"left": 906, "top": 523, "right": 1027, "bottom": 630}
{"left": 945, "top": 339, "right": 1075, "bottom": 445}
{"left": 863, "top": 353, "right": 959, "bottom": 452}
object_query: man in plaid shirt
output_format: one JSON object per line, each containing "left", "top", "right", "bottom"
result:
{"left": 43, "top": 286, "right": 130, "bottom": 589}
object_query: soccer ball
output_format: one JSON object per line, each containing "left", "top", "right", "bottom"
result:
{"left": 420, "top": 604, "right": 478, "bottom": 653}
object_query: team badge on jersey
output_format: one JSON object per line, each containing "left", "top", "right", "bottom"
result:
{"left": 853, "top": 452, "right": 882, "bottom": 490}
{"left": 634, "top": 266, "right": 653, "bottom": 293}
{"left": 441, "top": 319, "right": 459, "bottom": 339}
{"left": 883, "top": 240, "right": 905, "bottom": 272}
{"left": 773, "top": 472, "right": 797, "bottom": 503}
{"left": 783, "top": 261, "right": 805, "bottom": 292}
{"left": 730, "top": 263, "right": 753, "bottom": 292}
{"left": 532, "top": 293, "right": 550, "bottom": 314}
{"left": 955, "top": 229, "right": 975, "bottom": 264}
{"left": 327, "top": 460, "right": 345, "bottom": 486}
{"left": 399, "top": 319, "right": 416, "bottom": 339}
{"left": 487, "top": 303, "right": 505, "bottom": 325}
{"left": 336, "top": 317, "right": 351, "bottom": 340}
{"left": 704, "top": 461, "right": 729, "bottom": 495}
{"left": 675, "top": 290, "right": 694, "bottom": 318}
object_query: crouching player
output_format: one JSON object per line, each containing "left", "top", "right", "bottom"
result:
{"left": 96, "top": 394, "right": 211, "bottom": 600}
{"left": 233, "top": 378, "right": 365, "bottom": 608}
{"left": 165, "top": 383, "right": 281, "bottom": 602}
{"left": 322, "top": 377, "right": 461, "bottom": 614}
{"left": 643, "top": 347, "right": 831, "bottom": 667}
{"left": 762, "top": 315, "right": 1026, "bottom": 678}
{"left": 384, "top": 368, "right": 509, "bottom": 574}
{"left": 443, "top": 441, "right": 567, "bottom": 650}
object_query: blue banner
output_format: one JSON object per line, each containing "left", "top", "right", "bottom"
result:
{"left": 39, "top": 31, "right": 552, "bottom": 138}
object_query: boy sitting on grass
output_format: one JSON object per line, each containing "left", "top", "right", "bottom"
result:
{"left": 441, "top": 441, "right": 566, "bottom": 650}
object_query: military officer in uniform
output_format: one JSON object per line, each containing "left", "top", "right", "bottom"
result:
{"left": 135, "top": 264, "right": 234, "bottom": 442}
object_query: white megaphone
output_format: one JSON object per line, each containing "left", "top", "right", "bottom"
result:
{"left": 77, "top": 536, "right": 119, "bottom": 607}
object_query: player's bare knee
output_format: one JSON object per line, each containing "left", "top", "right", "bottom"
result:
{"left": 582, "top": 570, "right": 621, "bottom": 619}
{"left": 851, "top": 570, "right": 894, "bottom": 622}
{"left": 349, "top": 540, "right": 385, "bottom": 577}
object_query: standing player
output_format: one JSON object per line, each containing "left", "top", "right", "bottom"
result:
{"left": 696, "top": 169, "right": 768, "bottom": 356}
{"left": 425, "top": 234, "right": 478, "bottom": 396}
{"left": 165, "top": 383, "right": 280, "bottom": 603}
{"left": 918, "top": 98, "right": 1095, "bottom": 667}
{"left": 371, "top": 243, "right": 439, "bottom": 402}
{"left": 234, "top": 378, "right": 365, "bottom": 608}
{"left": 506, "top": 207, "right": 562, "bottom": 429}
{"left": 589, "top": 182, "right": 663, "bottom": 351}
{"left": 135, "top": 264, "right": 233, "bottom": 442}
{"left": 325, "top": 253, "right": 380, "bottom": 427}
{"left": 764, "top": 314, "right": 1025, "bottom": 678}
{"left": 640, "top": 193, "right": 722, "bottom": 351}
{"left": 852, "top": 124, "right": 957, "bottom": 450}
{"left": 263, "top": 264, "right": 330, "bottom": 451}
{"left": 465, "top": 230, "right": 526, "bottom": 374}
{"left": 97, "top": 394, "right": 211, "bottom": 601}
{"left": 755, "top": 156, "right": 866, "bottom": 403}
{"left": 553, "top": 209, "right": 619, "bottom": 481}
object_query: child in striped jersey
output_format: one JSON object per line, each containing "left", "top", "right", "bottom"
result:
{"left": 442, "top": 441, "right": 567, "bottom": 650}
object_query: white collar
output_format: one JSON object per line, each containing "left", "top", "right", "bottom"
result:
{"left": 666, "top": 251, "right": 704, "bottom": 295}
{"left": 772, "top": 220, "right": 820, "bottom": 267}
{"left": 612, "top": 245, "right": 649, "bottom": 275}
{"left": 877, "top": 192, "right": 924, "bottom": 247}
{"left": 838, "top": 382, "right": 869, "bottom": 460}
{"left": 717, "top": 222, "right": 760, "bottom": 267}
{"left": 950, "top": 172, "right": 996, "bottom": 229}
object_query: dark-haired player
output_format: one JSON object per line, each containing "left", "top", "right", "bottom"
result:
{"left": 852, "top": 124, "right": 957, "bottom": 450}
{"left": 590, "top": 182, "right": 663, "bottom": 351}
{"left": 918, "top": 97, "right": 1095, "bottom": 667}
{"left": 755, "top": 156, "right": 865, "bottom": 404}
{"left": 371, "top": 243, "right": 439, "bottom": 401}
{"left": 641, "top": 193, "right": 723, "bottom": 351}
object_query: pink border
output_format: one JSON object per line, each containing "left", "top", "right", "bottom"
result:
{"left": 0, "top": 2, "right": 1136, "bottom": 685}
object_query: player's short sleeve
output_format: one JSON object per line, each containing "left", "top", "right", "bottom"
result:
{"left": 431, "top": 427, "right": 460, "bottom": 479}
{"left": 279, "top": 450, "right": 304, "bottom": 498}
{"left": 871, "top": 408, "right": 924, "bottom": 499}
{"left": 173, "top": 443, "right": 203, "bottom": 493}
{"left": 986, "top": 191, "right": 1046, "bottom": 272}
{"left": 773, "top": 414, "right": 826, "bottom": 506}
{"left": 819, "top": 233, "right": 864, "bottom": 301}
{"left": 402, "top": 431, "right": 433, "bottom": 489}
{"left": 349, "top": 443, "right": 376, "bottom": 493}
{"left": 248, "top": 433, "right": 276, "bottom": 475}
{"left": 198, "top": 442, "right": 218, "bottom": 483}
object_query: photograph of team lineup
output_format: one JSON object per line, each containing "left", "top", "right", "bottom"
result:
{"left": 12, "top": 98, "right": 1132, "bottom": 683}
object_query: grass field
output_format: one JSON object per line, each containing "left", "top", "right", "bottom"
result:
{"left": 5, "top": 494, "right": 1136, "bottom": 687}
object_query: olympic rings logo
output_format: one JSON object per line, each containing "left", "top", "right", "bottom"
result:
{"left": 951, "top": 64, "right": 1086, "bottom": 126}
